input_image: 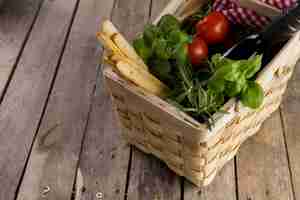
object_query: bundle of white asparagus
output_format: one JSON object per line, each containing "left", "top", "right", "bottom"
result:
{"left": 97, "top": 20, "right": 170, "bottom": 97}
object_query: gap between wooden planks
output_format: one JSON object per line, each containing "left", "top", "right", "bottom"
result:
{"left": 2, "top": 0, "right": 295, "bottom": 200}
{"left": 77, "top": 0, "right": 166, "bottom": 199}
{"left": 236, "top": 111, "right": 294, "bottom": 200}
{"left": 0, "top": 0, "right": 78, "bottom": 199}
{"left": 0, "top": 0, "right": 43, "bottom": 102}
{"left": 15, "top": 0, "right": 115, "bottom": 199}
{"left": 280, "top": 61, "right": 300, "bottom": 200}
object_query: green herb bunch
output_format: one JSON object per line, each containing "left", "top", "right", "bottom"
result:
{"left": 133, "top": 14, "right": 264, "bottom": 126}
{"left": 133, "top": 15, "right": 192, "bottom": 86}
{"left": 168, "top": 54, "right": 264, "bottom": 127}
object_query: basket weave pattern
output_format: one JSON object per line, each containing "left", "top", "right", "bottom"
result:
{"left": 103, "top": 0, "right": 300, "bottom": 187}
{"left": 105, "top": 62, "right": 294, "bottom": 186}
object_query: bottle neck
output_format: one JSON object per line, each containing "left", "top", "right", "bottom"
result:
{"left": 223, "top": 34, "right": 263, "bottom": 59}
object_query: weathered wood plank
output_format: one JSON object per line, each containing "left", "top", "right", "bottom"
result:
{"left": 15, "top": 0, "right": 115, "bottom": 199}
{"left": 0, "top": 0, "right": 78, "bottom": 199}
{"left": 78, "top": 75, "right": 130, "bottom": 200}
{"left": 237, "top": 111, "right": 294, "bottom": 200}
{"left": 184, "top": 160, "right": 236, "bottom": 200}
{"left": 280, "top": 61, "right": 300, "bottom": 199}
{"left": 0, "top": 0, "right": 42, "bottom": 96}
{"left": 150, "top": 0, "right": 171, "bottom": 22}
{"left": 126, "top": 1, "right": 181, "bottom": 199}
{"left": 78, "top": 0, "right": 163, "bottom": 199}
{"left": 127, "top": 149, "right": 182, "bottom": 200}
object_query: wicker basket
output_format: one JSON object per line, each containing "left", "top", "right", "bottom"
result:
{"left": 102, "top": 0, "right": 300, "bottom": 187}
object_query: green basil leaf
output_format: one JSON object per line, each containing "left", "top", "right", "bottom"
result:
{"left": 241, "top": 81, "right": 264, "bottom": 109}
{"left": 133, "top": 37, "right": 152, "bottom": 62}
{"left": 225, "top": 77, "right": 246, "bottom": 97}
{"left": 211, "top": 54, "right": 223, "bottom": 68}
{"left": 241, "top": 54, "right": 263, "bottom": 79}
{"left": 211, "top": 63, "right": 239, "bottom": 82}
{"left": 223, "top": 64, "right": 242, "bottom": 81}
{"left": 211, "top": 54, "right": 235, "bottom": 70}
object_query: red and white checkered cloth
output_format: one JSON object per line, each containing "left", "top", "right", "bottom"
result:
{"left": 213, "top": 0, "right": 297, "bottom": 28}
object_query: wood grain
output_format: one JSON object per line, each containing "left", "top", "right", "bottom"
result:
{"left": 15, "top": 0, "right": 115, "bottom": 199}
{"left": 150, "top": 0, "right": 172, "bottom": 22}
{"left": 184, "top": 160, "right": 236, "bottom": 200}
{"left": 126, "top": 1, "right": 181, "bottom": 199}
{"left": 127, "top": 149, "right": 181, "bottom": 200}
{"left": 237, "top": 111, "right": 294, "bottom": 200}
{"left": 78, "top": 77, "right": 130, "bottom": 200}
{"left": 0, "top": 0, "right": 78, "bottom": 199}
{"left": 76, "top": 0, "right": 151, "bottom": 199}
{"left": 280, "top": 61, "right": 300, "bottom": 199}
{"left": 0, "top": 0, "right": 42, "bottom": 96}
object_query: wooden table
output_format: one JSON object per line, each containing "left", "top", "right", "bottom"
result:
{"left": 0, "top": 0, "right": 299, "bottom": 199}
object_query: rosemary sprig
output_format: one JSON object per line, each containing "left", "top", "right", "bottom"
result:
{"left": 169, "top": 61, "right": 224, "bottom": 126}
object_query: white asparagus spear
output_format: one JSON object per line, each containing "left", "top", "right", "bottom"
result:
{"left": 115, "top": 60, "right": 170, "bottom": 97}
{"left": 96, "top": 32, "right": 125, "bottom": 56}
{"left": 101, "top": 20, "right": 148, "bottom": 71}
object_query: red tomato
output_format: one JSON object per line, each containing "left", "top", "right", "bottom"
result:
{"left": 188, "top": 37, "right": 208, "bottom": 66}
{"left": 196, "top": 11, "right": 230, "bottom": 45}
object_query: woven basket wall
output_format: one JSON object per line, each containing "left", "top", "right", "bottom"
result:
{"left": 103, "top": 0, "right": 300, "bottom": 187}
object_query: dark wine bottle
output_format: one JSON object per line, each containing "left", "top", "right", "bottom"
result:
{"left": 224, "top": 3, "right": 300, "bottom": 65}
